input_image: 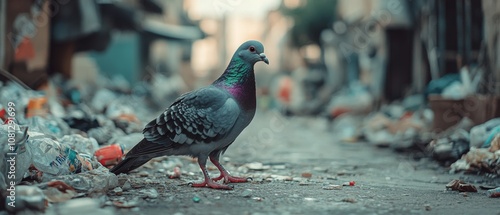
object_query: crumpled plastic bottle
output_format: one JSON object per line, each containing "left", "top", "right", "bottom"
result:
{"left": 27, "top": 132, "right": 94, "bottom": 177}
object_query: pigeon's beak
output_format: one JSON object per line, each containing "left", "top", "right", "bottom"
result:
{"left": 259, "top": 53, "right": 269, "bottom": 65}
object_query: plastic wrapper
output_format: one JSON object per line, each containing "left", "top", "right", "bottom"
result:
{"left": 1, "top": 125, "right": 31, "bottom": 185}
{"left": 487, "top": 187, "right": 500, "bottom": 198}
{"left": 0, "top": 82, "right": 31, "bottom": 121}
{"left": 469, "top": 118, "right": 500, "bottom": 148}
{"left": 27, "top": 132, "right": 94, "bottom": 177}
{"left": 27, "top": 115, "right": 70, "bottom": 138}
{"left": 90, "top": 88, "right": 117, "bottom": 112}
{"left": 43, "top": 166, "right": 119, "bottom": 195}
{"left": 60, "top": 134, "right": 99, "bottom": 155}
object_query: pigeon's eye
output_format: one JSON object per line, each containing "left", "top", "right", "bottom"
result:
{"left": 249, "top": 46, "right": 256, "bottom": 52}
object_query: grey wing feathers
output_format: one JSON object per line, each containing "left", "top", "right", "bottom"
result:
{"left": 143, "top": 87, "right": 240, "bottom": 145}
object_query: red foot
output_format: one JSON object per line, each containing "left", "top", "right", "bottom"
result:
{"left": 212, "top": 174, "right": 251, "bottom": 184}
{"left": 190, "top": 180, "right": 234, "bottom": 190}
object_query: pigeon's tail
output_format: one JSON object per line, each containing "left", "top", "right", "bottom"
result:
{"left": 109, "top": 155, "right": 151, "bottom": 175}
{"left": 110, "top": 138, "right": 172, "bottom": 175}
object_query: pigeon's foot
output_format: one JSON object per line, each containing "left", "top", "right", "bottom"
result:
{"left": 212, "top": 174, "right": 251, "bottom": 184}
{"left": 190, "top": 180, "right": 234, "bottom": 190}
{"left": 209, "top": 156, "right": 252, "bottom": 184}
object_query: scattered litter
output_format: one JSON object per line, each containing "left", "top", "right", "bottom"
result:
{"left": 322, "top": 185, "right": 342, "bottom": 190}
{"left": 450, "top": 147, "right": 499, "bottom": 174}
{"left": 267, "top": 175, "right": 293, "bottom": 181}
{"left": 43, "top": 186, "right": 78, "bottom": 203}
{"left": 169, "top": 166, "right": 182, "bottom": 179}
{"left": 193, "top": 195, "right": 201, "bottom": 203}
{"left": 94, "top": 144, "right": 124, "bottom": 167}
{"left": 241, "top": 189, "right": 253, "bottom": 198}
{"left": 469, "top": 118, "right": 500, "bottom": 148}
{"left": 341, "top": 198, "right": 356, "bottom": 203}
{"left": 303, "top": 197, "right": 316, "bottom": 201}
{"left": 342, "top": 181, "right": 355, "bottom": 186}
{"left": 424, "top": 204, "right": 432, "bottom": 211}
{"left": 54, "top": 197, "right": 115, "bottom": 215}
{"left": 122, "top": 181, "right": 132, "bottom": 191}
{"left": 112, "top": 187, "right": 123, "bottom": 196}
{"left": 301, "top": 172, "right": 312, "bottom": 178}
{"left": 445, "top": 179, "right": 478, "bottom": 192}
{"left": 113, "top": 199, "right": 139, "bottom": 208}
{"left": 486, "top": 187, "right": 500, "bottom": 198}
{"left": 245, "top": 162, "right": 270, "bottom": 171}
{"left": 6, "top": 185, "right": 47, "bottom": 213}
{"left": 141, "top": 188, "right": 159, "bottom": 199}
{"left": 252, "top": 197, "right": 263, "bottom": 201}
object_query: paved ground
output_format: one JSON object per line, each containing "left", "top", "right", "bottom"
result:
{"left": 108, "top": 110, "right": 500, "bottom": 215}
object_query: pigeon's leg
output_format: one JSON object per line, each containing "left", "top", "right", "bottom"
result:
{"left": 210, "top": 153, "right": 250, "bottom": 184}
{"left": 190, "top": 155, "right": 234, "bottom": 190}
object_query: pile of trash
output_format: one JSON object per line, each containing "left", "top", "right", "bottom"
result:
{"left": 0, "top": 75, "right": 176, "bottom": 213}
{"left": 331, "top": 67, "right": 500, "bottom": 177}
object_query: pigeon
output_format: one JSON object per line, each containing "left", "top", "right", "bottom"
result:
{"left": 110, "top": 40, "right": 269, "bottom": 190}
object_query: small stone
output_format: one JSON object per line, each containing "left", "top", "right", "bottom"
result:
{"left": 461, "top": 192, "right": 468, "bottom": 197}
{"left": 113, "top": 187, "right": 123, "bottom": 195}
{"left": 301, "top": 172, "right": 312, "bottom": 178}
{"left": 270, "top": 175, "right": 293, "bottom": 181}
{"left": 139, "top": 171, "right": 149, "bottom": 177}
{"left": 299, "top": 182, "right": 311, "bottom": 186}
{"left": 272, "top": 165, "right": 287, "bottom": 170}
{"left": 342, "top": 198, "right": 356, "bottom": 203}
{"left": 122, "top": 181, "right": 132, "bottom": 191}
{"left": 193, "top": 196, "right": 201, "bottom": 203}
{"left": 241, "top": 189, "right": 253, "bottom": 198}
{"left": 252, "top": 197, "right": 262, "bottom": 201}
{"left": 322, "top": 185, "right": 342, "bottom": 190}
{"left": 424, "top": 204, "right": 432, "bottom": 211}
{"left": 246, "top": 162, "right": 270, "bottom": 170}
{"left": 214, "top": 196, "right": 221, "bottom": 200}
{"left": 313, "top": 167, "right": 327, "bottom": 172}
{"left": 142, "top": 188, "right": 159, "bottom": 199}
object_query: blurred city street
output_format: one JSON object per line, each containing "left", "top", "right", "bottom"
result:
{"left": 2, "top": 0, "right": 500, "bottom": 214}
{"left": 110, "top": 112, "right": 500, "bottom": 215}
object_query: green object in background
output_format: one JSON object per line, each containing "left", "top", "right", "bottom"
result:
{"left": 90, "top": 32, "right": 140, "bottom": 85}
{"left": 192, "top": 195, "right": 201, "bottom": 203}
{"left": 281, "top": 0, "right": 337, "bottom": 47}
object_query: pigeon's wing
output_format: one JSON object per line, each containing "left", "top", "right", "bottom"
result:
{"left": 143, "top": 86, "right": 241, "bottom": 145}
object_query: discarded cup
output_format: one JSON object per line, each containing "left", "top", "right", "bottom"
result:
{"left": 95, "top": 144, "right": 124, "bottom": 167}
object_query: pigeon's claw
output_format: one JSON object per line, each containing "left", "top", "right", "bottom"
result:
{"left": 212, "top": 174, "right": 250, "bottom": 184}
{"left": 190, "top": 180, "right": 234, "bottom": 190}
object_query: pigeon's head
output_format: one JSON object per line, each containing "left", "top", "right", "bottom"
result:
{"left": 236, "top": 40, "right": 269, "bottom": 65}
